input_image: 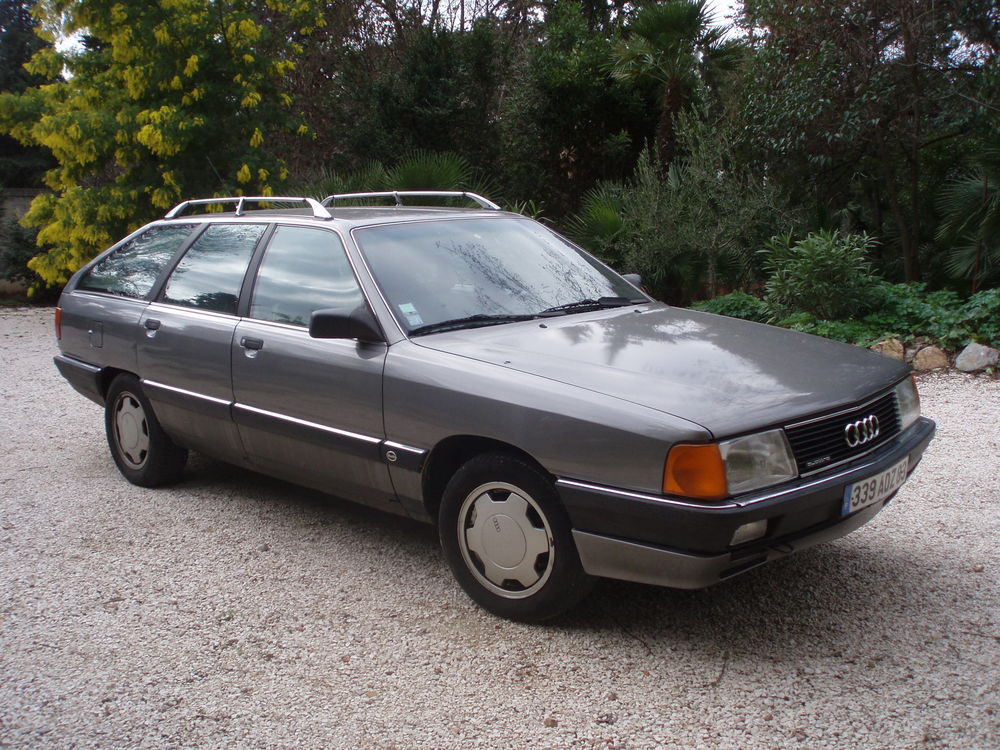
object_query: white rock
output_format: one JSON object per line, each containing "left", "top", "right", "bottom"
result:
{"left": 870, "top": 338, "right": 905, "bottom": 360}
{"left": 912, "top": 345, "right": 950, "bottom": 371}
{"left": 954, "top": 342, "right": 999, "bottom": 372}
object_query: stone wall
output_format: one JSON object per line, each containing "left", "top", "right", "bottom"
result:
{"left": 2, "top": 188, "right": 42, "bottom": 221}
{"left": 1, "top": 188, "right": 43, "bottom": 296}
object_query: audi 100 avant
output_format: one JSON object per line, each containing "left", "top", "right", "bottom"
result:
{"left": 53, "top": 193, "right": 936, "bottom": 620}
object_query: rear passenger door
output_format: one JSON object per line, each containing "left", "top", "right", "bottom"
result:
{"left": 63, "top": 224, "right": 197, "bottom": 376}
{"left": 231, "top": 225, "right": 396, "bottom": 511}
{"left": 138, "top": 223, "right": 267, "bottom": 463}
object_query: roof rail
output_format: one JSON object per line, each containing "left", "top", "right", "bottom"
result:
{"left": 165, "top": 196, "right": 332, "bottom": 220}
{"left": 321, "top": 191, "right": 501, "bottom": 211}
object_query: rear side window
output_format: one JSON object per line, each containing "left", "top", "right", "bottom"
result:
{"left": 160, "top": 224, "right": 266, "bottom": 314}
{"left": 77, "top": 225, "right": 195, "bottom": 298}
{"left": 249, "top": 226, "right": 364, "bottom": 327}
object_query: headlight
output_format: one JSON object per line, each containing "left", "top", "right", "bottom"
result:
{"left": 894, "top": 375, "right": 921, "bottom": 431}
{"left": 663, "top": 429, "right": 798, "bottom": 500}
{"left": 719, "top": 429, "right": 798, "bottom": 495}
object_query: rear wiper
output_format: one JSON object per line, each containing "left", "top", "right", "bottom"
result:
{"left": 538, "top": 297, "right": 640, "bottom": 316}
{"left": 409, "top": 313, "right": 536, "bottom": 336}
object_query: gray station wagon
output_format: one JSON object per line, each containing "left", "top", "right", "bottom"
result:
{"left": 54, "top": 192, "right": 936, "bottom": 621}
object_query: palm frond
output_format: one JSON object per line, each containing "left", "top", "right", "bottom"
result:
{"left": 564, "top": 183, "right": 626, "bottom": 261}
{"left": 289, "top": 161, "right": 387, "bottom": 200}
{"left": 382, "top": 150, "right": 473, "bottom": 191}
{"left": 945, "top": 236, "right": 1000, "bottom": 282}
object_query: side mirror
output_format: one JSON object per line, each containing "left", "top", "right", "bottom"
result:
{"left": 309, "top": 305, "right": 384, "bottom": 343}
{"left": 622, "top": 273, "right": 642, "bottom": 287}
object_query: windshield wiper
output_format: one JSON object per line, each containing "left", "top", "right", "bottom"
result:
{"left": 538, "top": 297, "right": 641, "bottom": 316}
{"left": 409, "top": 313, "right": 536, "bottom": 336}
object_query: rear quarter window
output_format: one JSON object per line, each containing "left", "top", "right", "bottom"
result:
{"left": 76, "top": 225, "right": 195, "bottom": 298}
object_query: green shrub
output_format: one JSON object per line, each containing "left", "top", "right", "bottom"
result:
{"left": 861, "top": 283, "right": 1000, "bottom": 349}
{"left": 0, "top": 219, "right": 60, "bottom": 301}
{"left": 0, "top": 219, "right": 38, "bottom": 286}
{"left": 956, "top": 287, "right": 1000, "bottom": 347}
{"left": 775, "top": 312, "right": 889, "bottom": 347}
{"left": 697, "top": 281, "right": 999, "bottom": 350}
{"left": 762, "top": 230, "right": 882, "bottom": 320}
{"left": 692, "top": 291, "right": 770, "bottom": 323}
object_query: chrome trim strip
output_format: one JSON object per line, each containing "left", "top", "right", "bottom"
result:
{"left": 146, "top": 301, "right": 241, "bottom": 322}
{"left": 556, "top": 479, "right": 743, "bottom": 510}
{"left": 383, "top": 441, "right": 426, "bottom": 456}
{"left": 736, "top": 463, "right": 867, "bottom": 504}
{"left": 238, "top": 318, "right": 307, "bottom": 334}
{"left": 735, "top": 438, "right": 918, "bottom": 504}
{"left": 71, "top": 291, "right": 151, "bottom": 306}
{"left": 142, "top": 379, "right": 232, "bottom": 406}
{"left": 559, "top": 426, "right": 925, "bottom": 510}
{"left": 785, "top": 387, "right": 897, "bottom": 430}
{"left": 232, "top": 403, "right": 381, "bottom": 445}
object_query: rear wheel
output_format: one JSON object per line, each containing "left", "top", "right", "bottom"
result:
{"left": 105, "top": 374, "right": 187, "bottom": 487}
{"left": 439, "top": 453, "right": 593, "bottom": 621}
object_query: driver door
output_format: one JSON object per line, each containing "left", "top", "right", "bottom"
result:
{"left": 231, "top": 225, "right": 396, "bottom": 511}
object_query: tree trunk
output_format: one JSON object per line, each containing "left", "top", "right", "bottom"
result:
{"left": 905, "top": 153, "right": 922, "bottom": 281}
{"left": 656, "top": 80, "right": 684, "bottom": 175}
{"left": 900, "top": 12, "right": 923, "bottom": 282}
{"left": 879, "top": 137, "right": 916, "bottom": 281}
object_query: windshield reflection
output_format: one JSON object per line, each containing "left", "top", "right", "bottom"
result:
{"left": 355, "top": 218, "right": 644, "bottom": 332}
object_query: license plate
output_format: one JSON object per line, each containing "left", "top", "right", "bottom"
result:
{"left": 842, "top": 457, "right": 909, "bottom": 516}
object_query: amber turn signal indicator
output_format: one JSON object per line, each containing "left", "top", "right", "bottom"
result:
{"left": 54, "top": 307, "right": 62, "bottom": 340}
{"left": 663, "top": 443, "right": 728, "bottom": 500}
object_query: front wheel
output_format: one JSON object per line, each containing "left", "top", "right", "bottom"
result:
{"left": 439, "top": 453, "right": 593, "bottom": 622}
{"left": 104, "top": 374, "right": 187, "bottom": 487}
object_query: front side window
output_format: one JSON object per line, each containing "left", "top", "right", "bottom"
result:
{"left": 250, "top": 226, "right": 364, "bottom": 327}
{"left": 77, "top": 225, "right": 195, "bottom": 298}
{"left": 161, "top": 224, "right": 265, "bottom": 314}
{"left": 355, "top": 217, "right": 644, "bottom": 333}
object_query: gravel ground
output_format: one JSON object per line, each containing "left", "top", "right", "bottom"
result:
{"left": 1, "top": 306, "right": 998, "bottom": 750}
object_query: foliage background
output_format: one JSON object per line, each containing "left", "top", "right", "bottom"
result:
{"left": 1, "top": 0, "right": 997, "bottom": 344}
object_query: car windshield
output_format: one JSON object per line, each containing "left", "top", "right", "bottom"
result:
{"left": 354, "top": 217, "right": 645, "bottom": 334}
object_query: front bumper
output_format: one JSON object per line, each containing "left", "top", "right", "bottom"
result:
{"left": 557, "top": 416, "right": 936, "bottom": 589}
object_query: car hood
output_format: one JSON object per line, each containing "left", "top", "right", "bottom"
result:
{"left": 412, "top": 304, "right": 910, "bottom": 437}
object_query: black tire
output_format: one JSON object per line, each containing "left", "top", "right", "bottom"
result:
{"left": 439, "top": 452, "right": 594, "bottom": 622}
{"left": 104, "top": 374, "right": 187, "bottom": 487}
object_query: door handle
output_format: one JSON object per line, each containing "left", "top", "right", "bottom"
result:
{"left": 144, "top": 319, "right": 161, "bottom": 330}
{"left": 240, "top": 336, "right": 264, "bottom": 350}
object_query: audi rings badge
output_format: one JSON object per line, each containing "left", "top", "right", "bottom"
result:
{"left": 844, "top": 414, "right": 880, "bottom": 448}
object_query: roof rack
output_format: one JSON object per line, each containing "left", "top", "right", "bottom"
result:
{"left": 165, "top": 196, "right": 332, "bottom": 220}
{"left": 321, "top": 191, "right": 501, "bottom": 210}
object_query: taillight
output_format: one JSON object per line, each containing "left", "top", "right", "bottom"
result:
{"left": 55, "top": 307, "right": 62, "bottom": 339}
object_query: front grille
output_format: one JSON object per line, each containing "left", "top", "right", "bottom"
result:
{"left": 785, "top": 391, "right": 900, "bottom": 474}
